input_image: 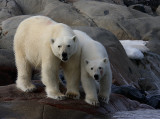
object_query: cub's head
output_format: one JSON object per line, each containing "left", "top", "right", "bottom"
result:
{"left": 84, "top": 58, "right": 108, "bottom": 81}
{"left": 50, "top": 24, "right": 78, "bottom": 62}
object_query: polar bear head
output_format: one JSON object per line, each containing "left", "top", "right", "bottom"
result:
{"left": 84, "top": 58, "right": 108, "bottom": 81}
{"left": 50, "top": 23, "right": 78, "bottom": 62}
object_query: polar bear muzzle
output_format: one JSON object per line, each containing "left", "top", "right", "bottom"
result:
{"left": 62, "top": 52, "right": 68, "bottom": 61}
{"left": 94, "top": 74, "right": 99, "bottom": 80}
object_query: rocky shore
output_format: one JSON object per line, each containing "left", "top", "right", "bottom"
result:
{"left": 0, "top": 0, "right": 160, "bottom": 118}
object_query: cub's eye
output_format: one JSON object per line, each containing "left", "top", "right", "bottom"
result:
{"left": 67, "top": 45, "right": 70, "bottom": 47}
{"left": 91, "top": 67, "right": 93, "bottom": 70}
{"left": 99, "top": 67, "right": 102, "bottom": 70}
{"left": 58, "top": 45, "right": 61, "bottom": 48}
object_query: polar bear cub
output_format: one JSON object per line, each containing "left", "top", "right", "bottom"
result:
{"left": 14, "top": 16, "right": 79, "bottom": 100}
{"left": 73, "top": 30, "right": 112, "bottom": 106}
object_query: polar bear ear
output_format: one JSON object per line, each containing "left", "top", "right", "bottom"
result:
{"left": 50, "top": 39, "right": 54, "bottom": 44}
{"left": 84, "top": 59, "right": 89, "bottom": 65}
{"left": 103, "top": 57, "right": 108, "bottom": 64}
{"left": 72, "top": 36, "right": 76, "bottom": 42}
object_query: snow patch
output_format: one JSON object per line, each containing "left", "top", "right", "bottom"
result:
{"left": 120, "top": 40, "right": 149, "bottom": 59}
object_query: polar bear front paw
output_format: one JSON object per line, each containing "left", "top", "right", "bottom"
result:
{"left": 16, "top": 81, "right": 37, "bottom": 92}
{"left": 47, "top": 92, "right": 66, "bottom": 100}
{"left": 85, "top": 98, "right": 100, "bottom": 106}
{"left": 98, "top": 95, "right": 109, "bottom": 104}
{"left": 66, "top": 91, "right": 80, "bottom": 99}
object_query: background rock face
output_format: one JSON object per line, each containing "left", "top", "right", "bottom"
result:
{"left": 0, "top": 0, "right": 160, "bottom": 118}
{"left": 0, "top": 0, "right": 22, "bottom": 22}
{"left": 0, "top": 15, "right": 31, "bottom": 49}
{"left": 73, "top": 0, "right": 151, "bottom": 40}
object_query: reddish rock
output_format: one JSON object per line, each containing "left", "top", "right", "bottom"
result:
{"left": 0, "top": 80, "right": 153, "bottom": 118}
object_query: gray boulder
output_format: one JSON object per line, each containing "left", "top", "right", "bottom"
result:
{"left": 0, "top": 0, "right": 22, "bottom": 22}
{"left": 118, "top": 16, "right": 160, "bottom": 40}
{"left": 14, "top": 0, "right": 95, "bottom": 26}
{"left": 40, "top": 0, "right": 95, "bottom": 26}
{"left": 156, "top": 5, "right": 160, "bottom": 15}
{"left": 73, "top": 0, "right": 151, "bottom": 40}
{"left": 15, "top": 0, "right": 45, "bottom": 14}
{"left": 0, "top": 15, "right": 31, "bottom": 49}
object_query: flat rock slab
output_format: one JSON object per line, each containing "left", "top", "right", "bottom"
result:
{"left": 113, "top": 109, "right": 160, "bottom": 119}
{"left": 0, "top": 81, "right": 153, "bottom": 118}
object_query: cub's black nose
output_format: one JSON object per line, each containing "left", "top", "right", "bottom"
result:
{"left": 62, "top": 52, "right": 67, "bottom": 58}
{"left": 94, "top": 74, "right": 99, "bottom": 80}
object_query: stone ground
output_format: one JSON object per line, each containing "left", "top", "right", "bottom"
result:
{"left": 0, "top": 0, "right": 160, "bottom": 118}
{"left": 113, "top": 109, "right": 160, "bottom": 119}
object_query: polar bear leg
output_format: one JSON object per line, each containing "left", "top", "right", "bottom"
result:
{"left": 81, "top": 70, "right": 99, "bottom": 106}
{"left": 15, "top": 52, "right": 36, "bottom": 92}
{"left": 64, "top": 70, "right": 80, "bottom": 99}
{"left": 41, "top": 55, "right": 65, "bottom": 100}
{"left": 63, "top": 62, "right": 80, "bottom": 99}
{"left": 98, "top": 68, "right": 112, "bottom": 104}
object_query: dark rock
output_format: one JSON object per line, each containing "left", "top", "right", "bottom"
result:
{"left": 123, "top": 0, "right": 137, "bottom": 6}
{"left": 138, "top": 78, "right": 159, "bottom": 91}
{"left": 133, "top": 52, "right": 160, "bottom": 92}
{"left": 146, "top": 90, "right": 160, "bottom": 99}
{"left": 130, "top": 4, "right": 146, "bottom": 13}
{"left": 0, "top": 49, "right": 16, "bottom": 86}
{"left": 59, "top": 0, "right": 68, "bottom": 3}
{"left": 147, "top": 95, "right": 160, "bottom": 108}
{"left": 112, "top": 85, "right": 146, "bottom": 103}
{"left": 129, "top": 4, "right": 153, "bottom": 15}
{"left": 124, "top": 0, "right": 160, "bottom": 11}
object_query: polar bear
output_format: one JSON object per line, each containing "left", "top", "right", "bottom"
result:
{"left": 14, "top": 16, "right": 81, "bottom": 100}
{"left": 73, "top": 30, "right": 112, "bottom": 106}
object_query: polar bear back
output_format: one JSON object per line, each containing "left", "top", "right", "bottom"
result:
{"left": 14, "top": 16, "right": 58, "bottom": 67}
{"left": 73, "top": 30, "right": 108, "bottom": 60}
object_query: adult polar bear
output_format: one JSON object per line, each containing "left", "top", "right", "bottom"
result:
{"left": 14, "top": 16, "right": 81, "bottom": 100}
{"left": 73, "top": 30, "right": 112, "bottom": 106}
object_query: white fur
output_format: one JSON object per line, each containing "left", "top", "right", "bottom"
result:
{"left": 73, "top": 30, "right": 112, "bottom": 106}
{"left": 14, "top": 16, "right": 80, "bottom": 100}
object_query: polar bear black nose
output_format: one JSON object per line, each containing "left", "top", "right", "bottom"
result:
{"left": 62, "top": 52, "right": 67, "bottom": 58}
{"left": 94, "top": 74, "right": 99, "bottom": 80}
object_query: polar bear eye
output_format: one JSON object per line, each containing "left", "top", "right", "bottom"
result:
{"left": 67, "top": 45, "right": 70, "bottom": 48}
{"left": 99, "top": 67, "right": 102, "bottom": 70}
{"left": 91, "top": 67, "right": 93, "bottom": 70}
{"left": 58, "top": 45, "right": 61, "bottom": 48}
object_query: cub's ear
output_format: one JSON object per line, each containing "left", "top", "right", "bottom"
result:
{"left": 50, "top": 39, "right": 54, "bottom": 44}
{"left": 103, "top": 57, "right": 108, "bottom": 64}
{"left": 72, "top": 36, "right": 76, "bottom": 42}
{"left": 84, "top": 59, "right": 89, "bottom": 65}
